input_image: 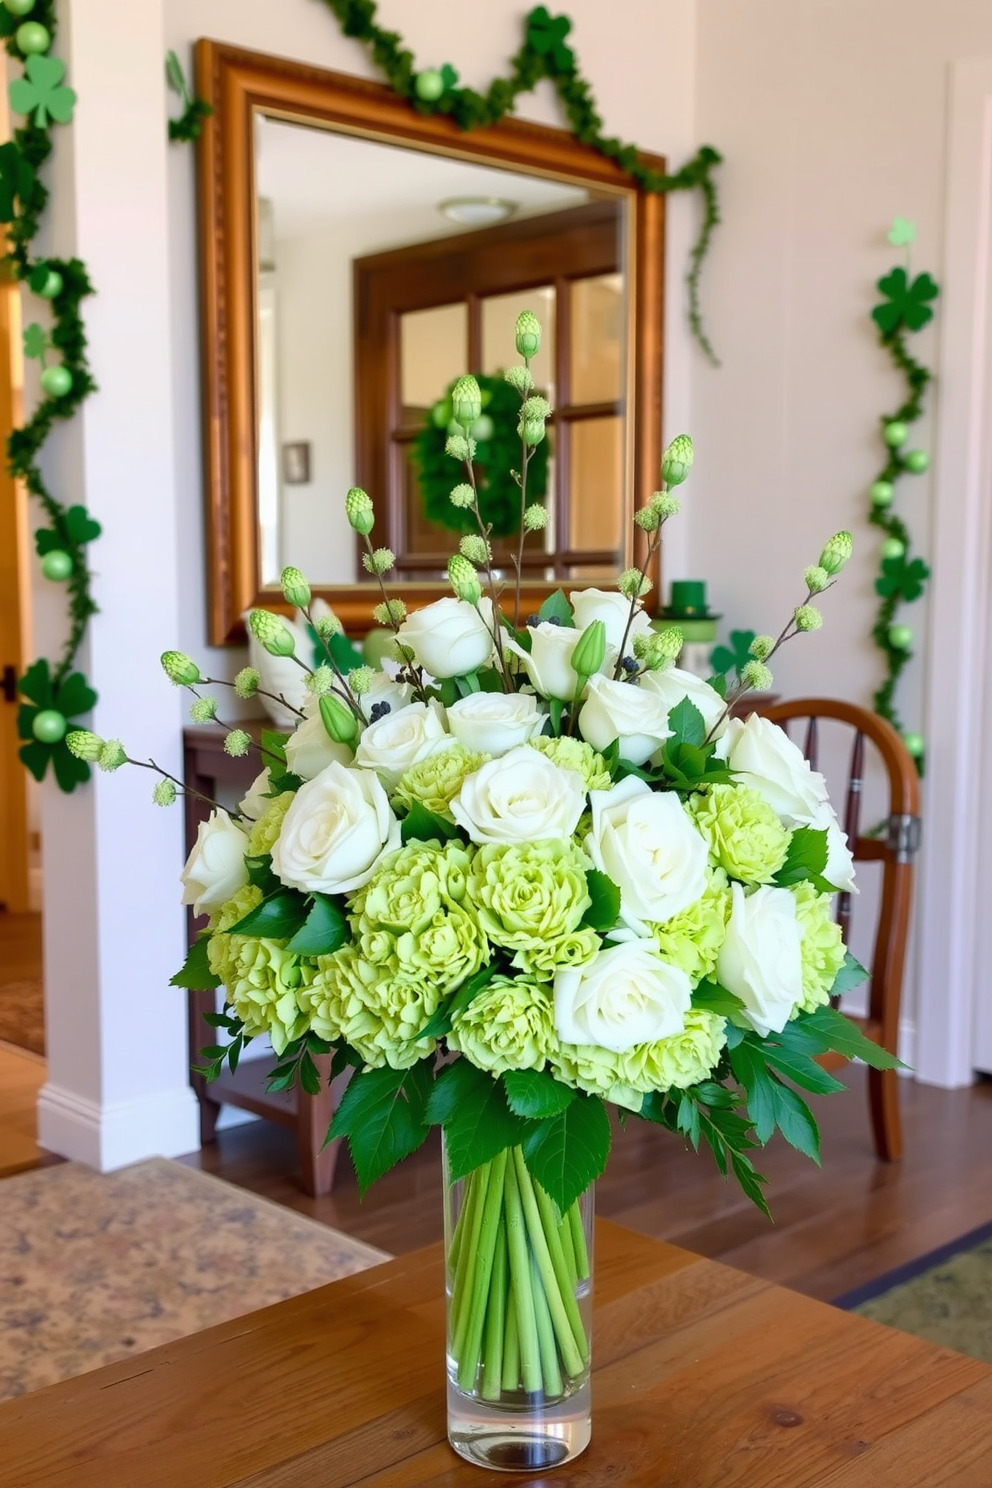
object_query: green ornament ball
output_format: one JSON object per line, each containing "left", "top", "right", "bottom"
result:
{"left": 3, "top": 0, "right": 37, "bottom": 15}
{"left": 904, "top": 449, "right": 929, "bottom": 474}
{"left": 888, "top": 624, "right": 913, "bottom": 651}
{"left": 32, "top": 708, "right": 67, "bottom": 744}
{"left": 40, "top": 364, "right": 72, "bottom": 398}
{"left": 903, "top": 732, "right": 925, "bottom": 758}
{"left": 880, "top": 537, "right": 905, "bottom": 561}
{"left": 870, "top": 480, "right": 894, "bottom": 507}
{"left": 36, "top": 269, "right": 62, "bottom": 299}
{"left": 884, "top": 420, "right": 909, "bottom": 448}
{"left": 41, "top": 549, "right": 73, "bottom": 581}
{"left": 16, "top": 20, "right": 49, "bottom": 53}
{"left": 414, "top": 69, "right": 445, "bottom": 102}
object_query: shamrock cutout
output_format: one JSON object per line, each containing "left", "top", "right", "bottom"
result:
{"left": 22, "top": 321, "right": 50, "bottom": 361}
{"left": 17, "top": 658, "right": 98, "bottom": 792}
{"left": 0, "top": 140, "right": 34, "bottom": 222}
{"left": 526, "top": 5, "right": 575, "bottom": 71}
{"left": 440, "top": 63, "right": 460, "bottom": 91}
{"left": 887, "top": 217, "right": 916, "bottom": 248}
{"left": 875, "top": 554, "right": 930, "bottom": 602}
{"left": 9, "top": 54, "right": 77, "bottom": 128}
{"left": 34, "top": 505, "right": 101, "bottom": 559}
{"left": 709, "top": 629, "right": 756, "bottom": 680}
{"left": 871, "top": 267, "right": 939, "bottom": 334}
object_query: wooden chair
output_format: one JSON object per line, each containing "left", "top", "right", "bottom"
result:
{"left": 759, "top": 699, "right": 922, "bottom": 1162}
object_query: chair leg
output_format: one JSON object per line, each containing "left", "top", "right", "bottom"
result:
{"left": 867, "top": 1066, "right": 903, "bottom": 1162}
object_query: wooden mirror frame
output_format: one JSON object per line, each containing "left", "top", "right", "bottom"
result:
{"left": 196, "top": 40, "right": 665, "bottom": 644}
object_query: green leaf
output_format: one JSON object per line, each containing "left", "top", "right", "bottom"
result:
{"left": 548, "top": 697, "right": 565, "bottom": 735}
{"left": 521, "top": 1094, "right": 611, "bottom": 1213}
{"left": 330, "top": 1042, "right": 363, "bottom": 1082}
{"left": 759, "top": 1041, "right": 846, "bottom": 1096}
{"left": 667, "top": 697, "right": 706, "bottom": 747}
{"left": 580, "top": 869, "right": 620, "bottom": 932}
{"left": 328, "top": 1063, "right": 432, "bottom": 1190}
{"left": 0, "top": 140, "right": 34, "bottom": 222}
{"left": 260, "top": 729, "right": 289, "bottom": 768}
{"left": 691, "top": 978, "right": 745, "bottom": 1018}
{"left": 299, "top": 1051, "right": 322, "bottom": 1097}
{"left": 226, "top": 888, "right": 309, "bottom": 940}
{"left": 798, "top": 1005, "right": 903, "bottom": 1070}
{"left": 170, "top": 935, "right": 221, "bottom": 989}
{"left": 416, "top": 961, "right": 497, "bottom": 1041}
{"left": 503, "top": 1068, "right": 575, "bottom": 1120}
{"left": 773, "top": 825, "right": 836, "bottom": 893}
{"left": 829, "top": 950, "right": 869, "bottom": 997}
{"left": 244, "top": 853, "right": 280, "bottom": 895}
{"left": 537, "top": 589, "right": 574, "bottom": 627}
{"left": 286, "top": 894, "right": 349, "bottom": 956}
{"left": 400, "top": 800, "right": 459, "bottom": 845}
{"left": 426, "top": 1059, "right": 529, "bottom": 1180}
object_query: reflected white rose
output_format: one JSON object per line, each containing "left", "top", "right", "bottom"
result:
{"left": 723, "top": 713, "right": 829, "bottom": 819}
{"left": 554, "top": 940, "right": 692, "bottom": 1052}
{"left": 358, "top": 671, "right": 413, "bottom": 722}
{"left": 271, "top": 761, "right": 400, "bottom": 896}
{"left": 639, "top": 666, "right": 728, "bottom": 736}
{"left": 451, "top": 745, "right": 586, "bottom": 845}
{"left": 181, "top": 809, "right": 249, "bottom": 917}
{"left": 716, "top": 882, "right": 804, "bottom": 1037}
{"left": 447, "top": 691, "right": 545, "bottom": 757}
{"left": 285, "top": 700, "right": 354, "bottom": 781}
{"left": 586, "top": 776, "right": 709, "bottom": 934}
{"left": 238, "top": 769, "right": 272, "bottom": 822}
{"left": 355, "top": 699, "right": 450, "bottom": 789}
{"left": 505, "top": 622, "right": 616, "bottom": 701}
{"left": 569, "top": 588, "right": 652, "bottom": 653}
{"left": 396, "top": 597, "right": 494, "bottom": 679}
{"left": 577, "top": 674, "right": 672, "bottom": 765}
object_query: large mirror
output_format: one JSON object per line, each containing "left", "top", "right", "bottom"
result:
{"left": 197, "top": 42, "right": 665, "bottom": 641}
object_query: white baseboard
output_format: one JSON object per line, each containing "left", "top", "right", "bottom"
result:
{"left": 37, "top": 1081, "right": 201, "bottom": 1170}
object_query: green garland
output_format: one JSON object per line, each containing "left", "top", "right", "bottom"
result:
{"left": 318, "top": 1, "right": 723, "bottom": 363}
{"left": 1, "top": 0, "right": 102, "bottom": 792}
{"left": 865, "top": 219, "right": 936, "bottom": 772}
{"left": 166, "top": 49, "right": 212, "bottom": 143}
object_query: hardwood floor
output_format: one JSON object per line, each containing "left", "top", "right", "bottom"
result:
{"left": 0, "top": 1040, "right": 52, "bottom": 1177}
{"left": 185, "top": 1068, "right": 992, "bottom": 1303}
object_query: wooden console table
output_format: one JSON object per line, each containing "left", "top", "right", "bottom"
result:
{"left": 3, "top": 1221, "right": 991, "bottom": 1486}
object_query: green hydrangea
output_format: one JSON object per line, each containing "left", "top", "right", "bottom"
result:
{"left": 513, "top": 926, "right": 602, "bottom": 979}
{"left": 207, "top": 884, "right": 314, "bottom": 1055}
{"left": 301, "top": 947, "right": 438, "bottom": 1069}
{"left": 649, "top": 867, "right": 731, "bottom": 985}
{"left": 392, "top": 744, "right": 489, "bottom": 821}
{"left": 549, "top": 1008, "right": 727, "bottom": 1108}
{"left": 690, "top": 783, "right": 790, "bottom": 884}
{"left": 393, "top": 904, "right": 487, "bottom": 993}
{"left": 529, "top": 735, "right": 612, "bottom": 793}
{"left": 467, "top": 840, "right": 591, "bottom": 967}
{"left": 353, "top": 839, "right": 474, "bottom": 934}
{"left": 246, "top": 792, "right": 294, "bottom": 857}
{"left": 448, "top": 974, "right": 555, "bottom": 1076}
{"left": 793, "top": 881, "right": 846, "bottom": 1012}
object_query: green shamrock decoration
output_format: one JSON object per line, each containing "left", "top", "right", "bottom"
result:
{"left": 0, "top": 139, "right": 34, "bottom": 222}
{"left": 709, "top": 629, "right": 756, "bottom": 681}
{"left": 17, "top": 658, "right": 98, "bottom": 791}
{"left": 9, "top": 53, "right": 76, "bottom": 127}
{"left": 22, "top": 321, "right": 50, "bottom": 361}
{"left": 439, "top": 63, "right": 459, "bottom": 91}
{"left": 871, "top": 267, "right": 939, "bottom": 334}
{"left": 526, "top": 5, "right": 575, "bottom": 71}
{"left": 34, "top": 503, "right": 102, "bottom": 559}
{"left": 875, "top": 554, "right": 930, "bottom": 602}
{"left": 887, "top": 217, "right": 916, "bottom": 248}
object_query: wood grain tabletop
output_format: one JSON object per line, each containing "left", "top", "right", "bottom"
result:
{"left": 2, "top": 1220, "right": 991, "bottom": 1487}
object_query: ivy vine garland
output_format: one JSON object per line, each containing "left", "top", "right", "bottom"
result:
{"left": 866, "top": 218, "right": 937, "bottom": 772}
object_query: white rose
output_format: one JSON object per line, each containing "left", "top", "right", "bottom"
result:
{"left": 569, "top": 588, "right": 652, "bottom": 654}
{"left": 577, "top": 674, "right": 673, "bottom": 765}
{"left": 396, "top": 597, "right": 494, "bottom": 680}
{"left": 354, "top": 699, "right": 450, "bottom": 789}
{"left": 180, "top": 809, "right": 249, "bottom": 917}
{"left": 716, "top": 882, "right": 804, "bottom": 1037}
{"left": 447, "top": 692, "right": 545, "bottom": 757}
{"left": 554, "top": 940, "right": 692, "bottom": 1053}
{"left": 238, "top": 769, "right": 271, "bottom": 822}
{"left": 451, "top": 744, "right": 586, "bottom": 845}
{"left": 271, "top": 761, "right": 400, "bottom": 896}
{"left": 358, "top": 671, "right": 413, "bottom": 722}
{"left": 639, "top": 666, "right": 728, "bottom": 736}
{"left": 806, "top": 800, "right": 858, "bottom": 893}
{"left": 723, "top": 713, "right": 828, "bottom": 819}
{"left": 505, "top": 622, "right": 617, "bottom": 701}
{"left": 586, "top": 776, "right": 709, "bottom": 934}
{"left": 285, "top": 700, "right": 354, "bottom": 781}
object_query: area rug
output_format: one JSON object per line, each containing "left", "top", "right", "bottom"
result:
{"left": 0, "top": 1158, "right": 389, "bottom": 1401}
{"left": 0, "top": 978, "right": 45, "bottom": 1056}
{"left": 834, "top": 1219, "right": 992, "bottom": 1364}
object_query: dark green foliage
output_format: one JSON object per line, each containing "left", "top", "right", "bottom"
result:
{"left": 520, "top": 1093, "right": 611, "bottom": 1212}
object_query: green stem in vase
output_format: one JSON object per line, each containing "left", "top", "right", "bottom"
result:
{"left": 512, "top": 1148, "right": 586, "bottom": 1379}
{"left": 456, "top": 1148, "right": 508, "bottom": 1394}
{"left": 569, "top": 1199, "right": 590, "bottom": 1281}
{"left": 533, "top": 1177, "right": 588, "bottom": 1361}
{"left": 503, "top": 1152, "right": 544, "bottom": 1395}
{"left": 559, "top": 1203, "right": 577, "bottom": 1287}
{"left": 530, "top": 1253, "right": 564, "bottom": 1398}
{"left": 451, "top": 1162, "right": 490, "bottom": 1360}
{"left": 481, "top": 1219, "right": 508, "bottom": 1402}
{"left": 501, "top": 1278, "right": 520, "bottom": 1392}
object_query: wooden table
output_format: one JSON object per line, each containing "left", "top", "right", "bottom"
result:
{"left": 3, "top": 1222, "right": 991, "bottom": 1486}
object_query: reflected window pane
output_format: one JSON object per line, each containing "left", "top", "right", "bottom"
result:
{"left": 569, "top": 274, "right": 623, "bottom": 405}
{"left": 481, "top": 286, "right": 556, "bottom": 397}
{"left": 401, "top": 303, "right": 467, "bottom": 416}
{"left": 567, "top": 417, "right": 623, "bottom": 554}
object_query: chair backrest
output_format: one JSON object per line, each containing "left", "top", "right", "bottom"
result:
{"left": 757, "top": 698, "right": 922, "bottom": 1055}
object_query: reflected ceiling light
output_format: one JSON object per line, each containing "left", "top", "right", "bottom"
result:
{"left": 438, "top": 196, "right": 518, "bottom": 227}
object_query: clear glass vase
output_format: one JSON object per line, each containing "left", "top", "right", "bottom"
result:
{"left": 442, "top": 1137, "right": 594, "bottom": 1472}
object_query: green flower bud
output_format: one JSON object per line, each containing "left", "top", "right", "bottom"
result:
{"left": 345, "top": 487, "right": 375, "bottom": 536}
{"left": 448, "top": 553, "right": 482, "bottom": 604}
{"left": 888, "top": 624, "right": 913, "bottom": 651}
{"left": 280, "top": 566, "right": 311, "bottom": 608}
{"left": 373, "top": 598, "right": 408, "bottom": 626}
{"left": 234, "top": 666, "right": 260, "bottom": 698}
{"left": 449, "top": 482, "right": 475, "bottom": 509}
{"left": 160, "top": 650, "right": 201, "bottom": 686}
{"left": 618, "top": 567, "right": 652, "bottom": 599}
{"left": 749, "top": 634, "right": 775, "bottom": 661}
{"left": 818, "top": 530, "right": 853, "bottom": 576}
{"left": 634, "top": 506, "right": 661, "bottom": 532}
{"left": 518, "top": 418, "right": 546, "bottom": 447}
{"left": 904, "top": 449, "right": 929, "bottom": 474}
{"left": 313, "top": 611, "right": 344, "bottom": 640}
{"left": 520, "top": 395, "right": 551, "bottom": 422}
{"left": 459, "top": 534, "right": 491, "bottom": 564}
{"left": 804, "top": 565, "right": 830, "bottom": 594}
{"left": 870, "top": 480, "right": 894, "bottom": 507}
{"left": 740, "top": 660, "right": 773, "bottom": 691}
{"left": 883, "top": 420, "right": 908, "bottom": 448}
{"left": 445, "top": 434, "right": 474, "bottom": 461}
{"left": 247, "top": 609, "right": 297, "bottom": 657}
{"left": 306, "top": 665, "right": 335, "bottom": 696}
{"left": 152, "top": 778, "right": 177, "bottom": 807}
{"left": 98, "top": 739, "right": 127, "bottom": 772}
{"left": 515, "top": 310, "right": 541, "bottom": 359}
{"left": 451, "top": 374, "right": 482, "bottom": 428}
{"left": 881, "top": 537, "right": 906, "bottom": 561}
{"left": 190, "top": 696, "right": 218, "bottom": 723}
{"left": 391, "top": 640, "right": 417, "bottom": 666}
{"left": 661, "top": 433, "right": 694, "bottom": 486}
{"left": 504, "top": 365, "right": 533, "bottom": 395}
{"left": 66, "top": 728, "right": 104, "bottom": 761}
{"left": 631, "top": 625, "right": 683, "bottom": 670}
{"left": 348, "top": 666, "right": 375, "bottom": 697}
{"left": 224, "top": 729, "right": 252, "bottom": 757}
{"left": 648, "top": 490, "right": 681, "bottom": 519}
{"left": 571, "top": 619, "right": 606, "bottom": 679}
{"left": 794, "top": 604, "right": 823, "bottom": 632}
{"left": 523, "top": 503, "right": 547, "bottom": 531}
{"left": 362, "top": 547, "right": 395, "bottom": 576}
{"left": 319, "top": 692, "right": 358, "bottom": 744}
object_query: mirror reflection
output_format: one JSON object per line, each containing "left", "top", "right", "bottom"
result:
{"left": 253, "top": 115, "right": 630, "bottom": 588}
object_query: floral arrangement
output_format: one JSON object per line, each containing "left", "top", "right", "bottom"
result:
{"left": 68, "top": 312, "right": 895, "bottom": 1407}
